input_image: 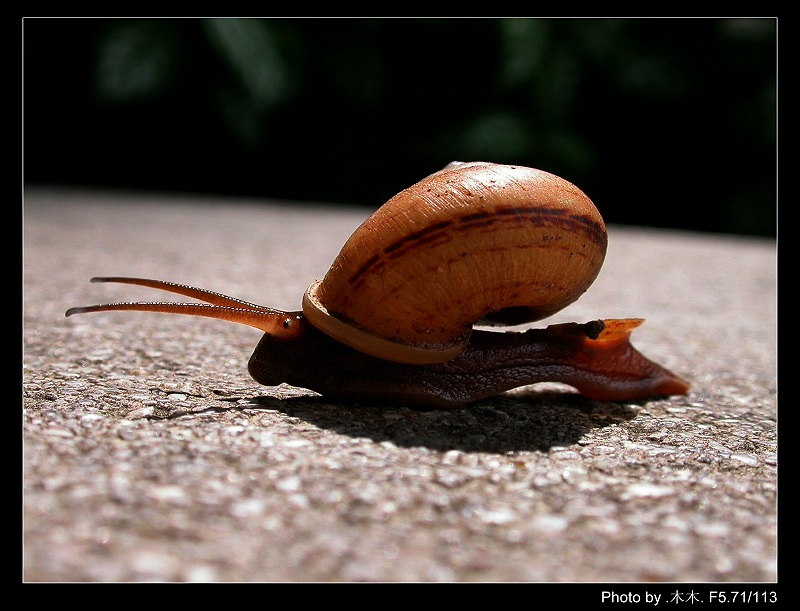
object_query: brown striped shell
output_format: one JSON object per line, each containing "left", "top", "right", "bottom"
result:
{"left": 302, "top": 162, "right": 608, "bottom": 364}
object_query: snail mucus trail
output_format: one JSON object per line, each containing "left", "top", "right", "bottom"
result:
{"left": 65, "top": 162, "right": 690, "bottom": 408}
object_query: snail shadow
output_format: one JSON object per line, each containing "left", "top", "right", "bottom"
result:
{"left": 247, "top": 390, "right": 642, "bottom": 454}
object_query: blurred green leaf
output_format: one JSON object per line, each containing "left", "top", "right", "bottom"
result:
{"left": 499, "top": 18, "right": 550, "bottom": 88}
{"left": 200, "top": 19, "right": 291, "bottom": 148}
{"left": 94, "top": 20, "right": 179, "bottom": 103}
{"left": 454, "top": 111, "right": 532, "bottom": 160}
{"left": 201, "top": 18, "right": 289, "bottom": 110}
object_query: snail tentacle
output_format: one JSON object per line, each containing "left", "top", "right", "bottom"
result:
{"left": 66, "top": 277, "right": 303, "bottom": 337}
{"left": 86, "top": 277, "right": 274, "bottom": 311}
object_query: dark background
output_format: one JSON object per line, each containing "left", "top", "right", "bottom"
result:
{"left": 23, "top": 18, "right": 776, "bottom": 237}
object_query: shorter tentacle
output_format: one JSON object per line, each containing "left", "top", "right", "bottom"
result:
{"left": 86, "top": 277, "right": 275, "bottom": 310}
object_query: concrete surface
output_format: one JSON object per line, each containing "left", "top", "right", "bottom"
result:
{"left": 23, "top": 187, "right": 777, "bottom": 583}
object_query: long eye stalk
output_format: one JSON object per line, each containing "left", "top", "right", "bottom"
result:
{"left": 65, "top": 277, "right": 302, "bottom": 336}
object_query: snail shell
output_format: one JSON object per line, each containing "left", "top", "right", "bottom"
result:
{"left": 302, "top": 161, "right": 608, "bottom": 364}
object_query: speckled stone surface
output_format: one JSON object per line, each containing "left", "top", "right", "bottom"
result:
{"left": 23, "top": 187, "right": 777, "bottom": 582}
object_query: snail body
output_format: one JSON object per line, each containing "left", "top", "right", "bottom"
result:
{"left": 247, "top": 316, "right": 689, "bottom": 407}
{"left": 66, "top": 162, "right": 689, "bottom": 407}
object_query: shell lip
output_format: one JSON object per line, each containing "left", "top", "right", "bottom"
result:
{"left": 302, "top": 280, "right": 468, "bottom": 365}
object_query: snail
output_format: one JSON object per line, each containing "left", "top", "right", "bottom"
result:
{"left": 65, "top": 162, "right": 690, "bottom": 407}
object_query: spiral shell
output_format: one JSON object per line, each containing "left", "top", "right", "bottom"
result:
{"left": 302, "top": 161, "right": 607, "bottom": 364}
